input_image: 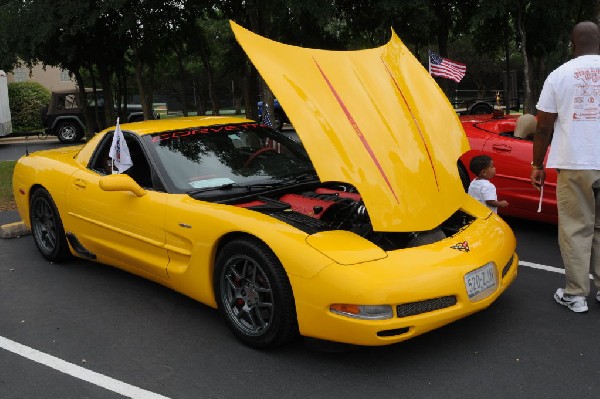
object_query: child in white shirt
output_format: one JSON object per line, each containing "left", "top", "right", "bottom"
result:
{"left": 468, "top": 155, "right": 509, "bottom": 213}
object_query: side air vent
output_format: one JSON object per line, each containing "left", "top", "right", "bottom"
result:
{"left": 66, "top": 232, "right": 96, "bottom": 260}
{"left": 502, "top": 255, "right": 515, "bottom": 278}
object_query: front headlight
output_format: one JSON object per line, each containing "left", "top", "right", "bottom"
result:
{"left": 330, "top": 304, "right": 393, "bottom": 320}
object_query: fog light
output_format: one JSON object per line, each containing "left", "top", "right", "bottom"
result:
{"left": 330, "top": 304, "right": 393, "bottom": 320}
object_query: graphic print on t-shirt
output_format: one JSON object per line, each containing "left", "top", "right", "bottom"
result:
{"left": 573, "top": 67, "right": 600, "bottom": 121}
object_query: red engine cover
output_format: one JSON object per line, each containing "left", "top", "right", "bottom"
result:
{"left": 278, "top": 194, "right": 336, "bottom": 219}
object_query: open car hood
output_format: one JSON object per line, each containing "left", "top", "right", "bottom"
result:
{"left": 231, "top": 21, "right": 469, "bottom": 232}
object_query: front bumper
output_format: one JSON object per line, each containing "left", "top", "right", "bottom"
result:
{"left": 290, "top": 215, "right": 518, "bottom": 346}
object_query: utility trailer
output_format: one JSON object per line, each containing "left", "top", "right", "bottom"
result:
{"left": 0, "top": 70, "right": 12, "bottom": 137}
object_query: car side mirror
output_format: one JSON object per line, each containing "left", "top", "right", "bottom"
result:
{"left": 99, "top": 174, "right": 146, "bottom": 197}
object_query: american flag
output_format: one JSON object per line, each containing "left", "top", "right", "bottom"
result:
{"left": 262, "top": 104, "right": 273, "bottom": 128}
{"left": 428, "top": 50, "right": 466, "bottom": 83}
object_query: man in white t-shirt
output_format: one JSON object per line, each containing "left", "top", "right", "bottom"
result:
{"left": 531, "top": 21, "right": 600, "bottom": 313}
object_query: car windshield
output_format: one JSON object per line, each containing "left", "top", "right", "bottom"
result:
{"left": 145, "top": 122, "right": 315, "bottom": 193}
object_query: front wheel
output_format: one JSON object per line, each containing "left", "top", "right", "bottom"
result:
{"left": 214, "top": 238, "right": 298, "bottom": 348}
{"left": 29, "top": 188, "right": 71, "bottom": 261}
{"left": 56, "top": 121, "right": 83, "bottom": 143}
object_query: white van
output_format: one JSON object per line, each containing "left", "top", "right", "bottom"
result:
{"left": 0, "top": 70, "right": 12, "bottom": 137}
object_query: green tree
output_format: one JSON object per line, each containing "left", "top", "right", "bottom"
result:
{"left": 7, "top": 81, "right": 50, "bottom": 131}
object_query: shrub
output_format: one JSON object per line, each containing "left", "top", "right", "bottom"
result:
{"left": 8, "top": 81, "right": 50, "bottom": 132}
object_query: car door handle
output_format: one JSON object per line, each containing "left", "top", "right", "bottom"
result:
{"left": 491, "top": 144, "right": 512, "bottom": 152}
{"left": 73, "top": 179, "right": 87, "bottom": 189}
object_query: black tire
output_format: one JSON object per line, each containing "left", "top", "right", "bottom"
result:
{"left": 458, "top": 161, "right": 470, "bottom": 192}
{"left": 214, "top": 238, "right": 298, "bottom": 348}
{"left": 128, "top": 115, "right": 144, "bottom": 123}
{"left": 56, "top": 121, "right": 83, "bottom": 143}
{"left": 29, "top": 188, "right": 71, "bottom": 262}
{"left": 469, "top": 102, "right": 493, "bottom": 115}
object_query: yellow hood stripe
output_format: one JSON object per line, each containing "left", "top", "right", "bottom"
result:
{"left": 313, "top": 58, "right": 400, "bottom": 204}
{"left": 381, "top": 58, "right": 440, "bottom": 190}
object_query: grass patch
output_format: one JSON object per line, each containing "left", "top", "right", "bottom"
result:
{"left": 0, "top": 160, "right": 17, "bottom": 211}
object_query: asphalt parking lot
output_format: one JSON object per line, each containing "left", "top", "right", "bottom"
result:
{"left": 1, "top": 210, "right": 600, "bottom": 398}
{"left": 1, "top": 135, "right": 600, "bottom": 398}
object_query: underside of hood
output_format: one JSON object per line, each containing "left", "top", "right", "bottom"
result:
{"left": 231, "top": 21, "right": 469, "bottom": 232}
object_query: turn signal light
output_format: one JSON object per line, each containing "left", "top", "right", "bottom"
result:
{"left": 330, "top": 304, "right": 393, "bottom": 320}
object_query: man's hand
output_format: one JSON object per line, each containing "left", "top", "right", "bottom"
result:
{"left": 531, "top": 168, "right": 546, "bottom": 191}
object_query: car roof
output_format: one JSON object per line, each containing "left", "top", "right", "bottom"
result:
{"left": 106, "top": 115, "right": 256, "bottom": 136}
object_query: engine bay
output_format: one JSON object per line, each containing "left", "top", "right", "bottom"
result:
{"left": 230, "top": 182, "right": 475, "bottom": 251}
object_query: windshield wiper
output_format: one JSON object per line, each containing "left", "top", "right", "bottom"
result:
{"left": 187, "top": 183, "right": 241, "bottom": 195}
{"left": 280, "top": 171, "right": 319, "bottom": 183}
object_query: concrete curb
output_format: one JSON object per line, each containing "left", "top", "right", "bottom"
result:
{"left": 0, "top": 221, "right": 31, "bottom": 239}
{"left": 0, "top": 135, "right": 59, "bottom": 144}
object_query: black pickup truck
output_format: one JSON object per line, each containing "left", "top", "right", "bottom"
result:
{"left": 41, "top": 89, "right": 159, "bottom": 143}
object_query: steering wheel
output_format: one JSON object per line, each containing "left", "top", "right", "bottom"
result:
{"left": 244, "top": 147, "right": 278, "bottom": 167}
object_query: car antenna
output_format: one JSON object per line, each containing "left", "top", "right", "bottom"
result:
{"left": 25, "top": 135, "right": 29, "bottom": 156}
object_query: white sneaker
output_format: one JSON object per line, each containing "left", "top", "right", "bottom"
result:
{"left": 554, "top": 288, "right": 588, "bottom": 313}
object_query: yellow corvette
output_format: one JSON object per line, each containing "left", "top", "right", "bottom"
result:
{"left": 12, "top": 22, "right": 518, "bottom": 348}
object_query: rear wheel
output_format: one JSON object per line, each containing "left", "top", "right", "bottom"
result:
{"left": 469, "top": 102, "right": 493, "bottom": 115}
{"left": 29, "top": 188, "right": 71, "bottom": 261}
{"left": 56, "top": 121, "right": 83, "bottom": 143}
{"left": 214, "top": 238, "right": 298, "bottom": 348}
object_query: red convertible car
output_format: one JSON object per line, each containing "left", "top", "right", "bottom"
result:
{"left": 458, "top": 113, "right": 557, "bottom": 224}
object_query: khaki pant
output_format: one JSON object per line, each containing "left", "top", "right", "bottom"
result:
{"left": 556, "top": 169, "right": 600, "bottom": 296}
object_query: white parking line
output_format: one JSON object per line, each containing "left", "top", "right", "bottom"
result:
{"left": 519, "top": 260, "right": 594, "bottom": 280}
{"left": 0, "top": 336, "right": 170, "bottom": 399}
{"left": 519, "top": 260, "right": 565, "bottom": 274}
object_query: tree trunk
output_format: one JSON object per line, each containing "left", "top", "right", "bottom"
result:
{"left": 134, "top": 58, "right": 155, "bottom": 120}
{"left": 98, "top": 65, "right": 115, "bottom": 129}
{"left": 244, "top": 0, "right": 263, "bottom": 121}
{"left": 193, "top": 78, "right": 206, "bottom": 116}
{"left": 244, "top": 64, "right": 259, "bottom": 121}
{"left": 120, "top": 73, "right": 129, "bottom": 121}
{"left": 199, "top": 45, "right": 219, "bottom": 116}
{"left": 72, "top": 69, "right": 96, "bottom": 140}
{"left": 517, "top": 4, "right": 534, "bottom": 114}
{"left": 177, "top": 51, "right": 188, "bottom": 117}
{"left": 86, "top": 68, "right": 102, "bottom": 132}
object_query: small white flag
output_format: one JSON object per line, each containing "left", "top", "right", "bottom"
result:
{"left": 108, "top": 118, "right": 133, "bottom": 173}
{"left": 537, "top": 185, "right": 544, "bottom": 213}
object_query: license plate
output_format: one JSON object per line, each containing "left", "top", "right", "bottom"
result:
{"left": 464, "top": 262, "right": 497, "bottom": 300}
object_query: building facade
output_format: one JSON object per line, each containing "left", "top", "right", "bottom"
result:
{"left": 7, "top": 64, "right": 76, "bottom": 91}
